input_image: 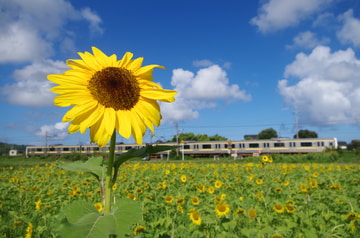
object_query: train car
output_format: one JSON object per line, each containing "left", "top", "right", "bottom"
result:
{"left": 26, "top": 137, "right": 337, "bottom": 158}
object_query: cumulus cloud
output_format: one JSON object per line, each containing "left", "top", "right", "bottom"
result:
{"left": 1, "top": 60, "right": 68, "bottom": 107}
{"left": 278, "top": 46, "right": 360, "bottom": 125}
{"left": 81, "top": 7, "right": 104, "bottom": 35}
{"left": 337, "top": 9, "right": 360, "bottom": 48}
{"left": 161, "top": 65, "right": 251, "bottom": 124}
{"left": 250, "top": 0, "right": 333, "bottom": 33}
{"left": 36, "top": 122, "right": 69, "bottom": 141}
{"left": 286, "top": 31, "right": 330, "bottom": 49}
{"left": 0, "top": 0, "right": 103, "bottom": 63}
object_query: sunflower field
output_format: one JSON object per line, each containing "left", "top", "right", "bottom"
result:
{"left": 1, "top": 155, "right": 359, "bottom": 238}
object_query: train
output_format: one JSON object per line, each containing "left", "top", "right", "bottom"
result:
{"left": 25, "top": 137, "right": 338, "bottom": 159}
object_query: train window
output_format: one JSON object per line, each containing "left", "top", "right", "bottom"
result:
{"left": 49, "top": 147, "right": 55, "bottom": 151}
{"left": 249, "top": 143, "right": 259, "bottom": 148}
{"left": 202, "top": 144, "right": 211, "bottom": 149}
{"left": 93, "top": 147, "right": 99, "bottom": 151}
{"left": 300, "top": 142, "right": 312, "bottom": 147}
{"left": 184, "top": 145, "right": 190, "bottom": 149}
{"left": 329, "top": 142, "right": 333, "bottom": 146}
{"left": 36, "top": 148, "right": 43, "bottom": 152}
{"left": 322, "top": 142, "right": 324, "bottom": 146}
{"left": 274, "top": 143, "right": 285, "bottom": 147}
{"left": 194, "top": 145, "right": 199, "bottom": 149}
{"left": 63, "top": 147, "right": 69, "bottom": 151}
{"left": 125, "top": 146, "right": 132, "bottom": 150}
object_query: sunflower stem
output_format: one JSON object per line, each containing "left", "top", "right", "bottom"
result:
{"left": 104, "top": 130, "right": 116, "bottom": 215}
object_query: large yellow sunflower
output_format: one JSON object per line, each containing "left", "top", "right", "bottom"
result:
{"left": 48, "top": 47, "right": 177, "bottom": 146}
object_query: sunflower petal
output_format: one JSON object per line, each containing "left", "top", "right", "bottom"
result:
{"left": 140, "top": 88, "right": 177, "bottom": 102}
{"left": 103, "top": 108, "right": 116, "bottom": 135}
{"left": 62, "top": 100, "right": 97, "bottom": 122}
{"left": 129, "top": 112, "right": 145, "bottom": 145}
{"left": 90, "top": 117, "right": 112, "bottom": 147}
{"left": 118, "top": 52, "right": 133, "bottom": 68}
{"left": 92, "top": 47, "right": 116, "bottom": 67}
{"left": 135, "top": 64, "right": 165, "bottom": 79}
{"left": 73, "top": 105, "right": 105, "bottom": 133}
{"left": 128, "top": 57, "right": 143, "bottom": 72}
{"left": 115, "top": 111, "right": 132, "bottom": 139}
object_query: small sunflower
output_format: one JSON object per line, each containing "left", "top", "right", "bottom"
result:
{"left": 25, "top": 222, "right": 33, "bottom": 238}
{"left": 188, "top": 209, "right": 202, "bottom": 225}
{"left": 94, "top": 202, "right": 103, "bottom": 212}
{"left": 133, "top": 226, "right": 146, "bottom": 236}
{"left": 35, "top": 200, "right": 42, "bottom": 210}
{"left": 255, "top": 179, "right": 263, "bottom": 185}
{"left": 235, "top": 208, "right": 246, "bottom": 215}
{"left": 191, "top": 197, "right": 200, "bottom": 205}
{"left": 248, "top": 208, "right": 257, "bottom": 218}
{"left": 261, "top": 155, "right": 269, "bottom": 162}
{"left": 285, "top": 205, "right": 296, "bottom": 213}
{"left": 273, "top": 204, "right": 284, "bottom": 213}
{"left": 215, "top": 202, "right": 231, "bottom": 217}
{"left": 48, "top": 47, "right": 177, "bottom": 146}
{"left": 165, "top": 195, "right": 174, "bottom": 204}
{"left": 214, "top": 180, "right": 223, "bottom": 188}
{"left": 180, "top": 175, "right": 187, "bottom": 183}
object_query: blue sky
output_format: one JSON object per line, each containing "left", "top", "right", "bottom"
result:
{"left": 1, "top": 0, "right": 360, "bottom": 146}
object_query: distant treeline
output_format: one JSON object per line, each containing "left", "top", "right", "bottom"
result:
{"left": 0, "top": 143, "right": 27, "bottom": 155}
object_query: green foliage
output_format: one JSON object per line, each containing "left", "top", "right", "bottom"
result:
{"left": 1, "top": 158, "right": 360, "bottom": 237}
{"left": 257, "top": 128, "right": 278, "bottom": 139}
{"left": 293, "top": 129, "right": 318, "bottom": 138}
{"left": 347, "top": 140, "right": 360, "bottom": 151}
{"left": 0, "top": 142, "right": 27, "bottom": 155}
{"left": 60, "top": 152, "right": 89, "bottom": 161}
{"left": 171, "top": 133, "right": 227, "bottom": 142}
{"left": 57, "top": 199, "right": 141, "bottom": 237}
{"left": 58, "top": 157, "right": 106, "bottom": 183}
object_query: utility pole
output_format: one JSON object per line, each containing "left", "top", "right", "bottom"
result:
{"left": 45, "top": 131, "right": 48, "bottom": 156}
{"left": 295, "top": 110, "right": 299, "bottom": 139}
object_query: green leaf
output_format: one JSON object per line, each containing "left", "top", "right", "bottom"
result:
{"left": 57, "top": 199, "right": 142, "bottom": 238}
{"left": 58, "top": 157, "right": 106, "bottom": 182}
{"left": 112, "top": 198, "right": 142, "bottom": 237}
{"left": 57, "top": 200, "right": 117, "bottom": 238}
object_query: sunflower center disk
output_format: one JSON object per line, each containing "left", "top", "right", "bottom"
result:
{"left": 88, "top": 67, "right": 140, "bottom": 110}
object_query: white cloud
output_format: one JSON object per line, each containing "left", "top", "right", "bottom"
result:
{"left": 1, "top": 59, "right": 68, "bottom": 107}
{"left": 286, "top": 31, "right": 330, "bottom": 49}
{"left": 81, "top": 7, "right": 103, "bottom": 35}
{"left": 250, "top": 0, "right": 333, "bottom": 33}
{"left": 36, "top": 122, "right": 69, "bottom": 141}
{"left": 0, "top": 23, "right": 54, "bottom": 63}
{"left": 161, "top": 65, "right": 251, "bottom": 123}
{"left": 0, "top": 0, "right": 103, "bottom": 63}
{"left": 278, "top": 46, "right": 360, "bottom": 125}
{"left": 193, "top": 59, "right": 214, "bottom": 67}
{"left": 337, "top": 9, "right": 360, "bottom": 47}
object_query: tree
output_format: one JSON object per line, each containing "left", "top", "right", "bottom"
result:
{"left": 170, "top": 133, "right": 228, "bottom": 142}
{"left": 257, "top": 128, "right": 278, "bottom": 139}
{"left": 209, "top": 134, "right": 228, "bottom": 141}
{"left": 294, "top": 129, "right": 318, "bottom": 139}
